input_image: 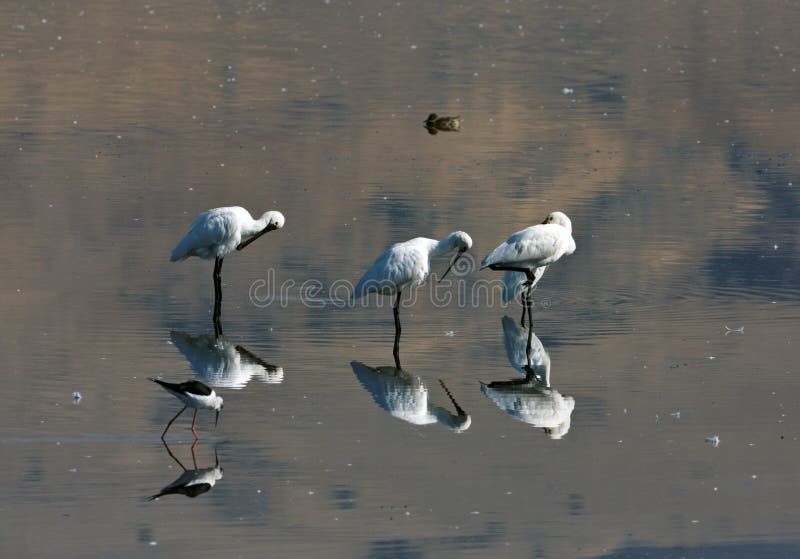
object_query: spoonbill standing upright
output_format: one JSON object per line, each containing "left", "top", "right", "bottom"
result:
{"left": 481, "top": 211, "right": 575, "bottom": 363}
{"left": 170, "top": 207, "right": 285, "bottom": 323}
{"left": 353, "top": 231, "right": 473, "bottom": 367}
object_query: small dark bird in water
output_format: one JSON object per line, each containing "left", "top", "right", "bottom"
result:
{"left": 424, "top": 113, "right": 460, "bottom": 134}
{"left": 149, "top": 377, "right": 223, "bottom": 439}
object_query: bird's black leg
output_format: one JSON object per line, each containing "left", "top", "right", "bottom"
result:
{"left": 162, "top": 405, "right": 187, "bottom": 440}
{"left": 393, "top": 291, "right": 402, "bottom": 369}
{"left": 522, "top": 268, "right": 536, "bottom": 330}
{"left": 525, "top": 281, "right": 534, "bottom": 368}
{"left": 488, "top": 264, "right": 535, "bottom": 328}
{"left": 520, "top": 289, "right": 527, "bottom": 328}
{"left": 213, "top": 257, "right": 223, "bottom": 323}
{"left": 190, "top": 408, "right": 199, "bottom": 440}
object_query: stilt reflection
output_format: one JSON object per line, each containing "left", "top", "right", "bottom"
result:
{"left": 148, "top": 441, "right": 223, "bottom": 501}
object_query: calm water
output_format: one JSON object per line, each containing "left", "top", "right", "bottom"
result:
{"left": 1, "top": 1, "right": 799, "bottom": 557}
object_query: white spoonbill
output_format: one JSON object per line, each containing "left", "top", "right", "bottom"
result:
{"left": 353, "top": 231, "right": 473, "bottom": 367}
{"left": 171, "top": 207, "right": 285, "bottom": 322}
{"left": 481, "top": 211, "right": 575, "bottom": 330}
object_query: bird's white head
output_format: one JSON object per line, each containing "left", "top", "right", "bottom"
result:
{"left": 213, "top": 395, "right": 224, "bottom": 428}
{"left": 437, "top": 231, "right": 473, "bottom": 254}
{"left": 437, "top": 231, "right": 473, "bottom": 281}
{"left": 213, "top": 395, "right": 224, "bottom": 411}
{"left": 260, "top": 211, "right": 285, "bottom": 230}
{"left": 542, "top": 211, "right": 572, "bottom": 233}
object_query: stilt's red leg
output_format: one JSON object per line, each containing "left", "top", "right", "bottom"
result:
{"left": 190, "top": 408, "right": 199, "bottom": 439}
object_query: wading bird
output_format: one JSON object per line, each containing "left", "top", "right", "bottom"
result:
{"left": 353, "top": 231, "right": 472, "bottom": 367}
{"left": 424, "top": 113, "right": 461, "bottom": 134}
{"left": 170, "top": 207, "right": 285, "bottom": 323}
{"left": 149, "top": 378, "right": 223, "bottom": 440}
{"left": 482, "top": 210, "right": 574, "bottom": 329}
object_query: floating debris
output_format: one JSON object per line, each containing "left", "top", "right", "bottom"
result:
{"left": 705, "top": 435, "right": 721, "bottom": 447}
{"left": 71, "top": 391, "right": 82, "bottom": 404}
{"left": 445, "top": 330, "right": 455, "bottom": 337}
{"left": 562, "top": 87, "right": 574, "bottom": 94}
{"left": 724, "top": 324, "right": 744, "bottom": 335}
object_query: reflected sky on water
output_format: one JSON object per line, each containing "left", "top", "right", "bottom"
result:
{"left": 1, "top": 0, "right": 799, "bottom": 557}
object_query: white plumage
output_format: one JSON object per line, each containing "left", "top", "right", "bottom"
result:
{"left": 481, "top": 211, "right": 575, "bottom": 272}
{"left": 482, "top": 211, "right": 575, "bottom": 327}
{"left": 170, "top": 206, "right": 285, "bottom": 322}
{"left": 351, "top": 362, "right": 471, "bottom": 432}
{"left": 171, "top": 206, "right": 285, "bottom": 262}
{"left": 171, "top": 331, "right": 284, "bottom": 389}
{"left": 354, "top": 231, "right": 473, "bottom": 299}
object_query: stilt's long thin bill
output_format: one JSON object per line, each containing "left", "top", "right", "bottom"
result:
{"left": 438, "top": 250, "right": 465, "bottom": 282}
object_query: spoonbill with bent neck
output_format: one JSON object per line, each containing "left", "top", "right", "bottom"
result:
{"left": 170, "top": 206, "right": 285, "bottom": 322}
{"left": 353, "top": 231, "right": 473, "bottom": 367}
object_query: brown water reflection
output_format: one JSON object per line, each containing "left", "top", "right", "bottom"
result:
{"left": 1, "top": 0, "right": 799, "bottom": 557}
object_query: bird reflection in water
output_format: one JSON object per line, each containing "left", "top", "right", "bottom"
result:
{"left": 480, "top": 316, "right": 575, "bottom": 439}
{"left": 351, "top": 361, "right": 471, "bottom": 432}
{"left": 171, "top": 330, "right": 283, "bottom": 389}
{"left": 148, "top": 441, "right": 223, "bottom": 501}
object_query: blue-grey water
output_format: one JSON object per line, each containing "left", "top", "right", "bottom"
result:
{"left": 1, "top": 1, "right": 799, "bottom": 557}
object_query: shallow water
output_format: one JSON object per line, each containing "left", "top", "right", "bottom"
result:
{"left": 1, "top": 1, "right": 799, "bottom": 557}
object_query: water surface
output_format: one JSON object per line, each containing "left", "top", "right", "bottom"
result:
{"left": 1, "top": 1, "right": 799, "bottom": 557}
